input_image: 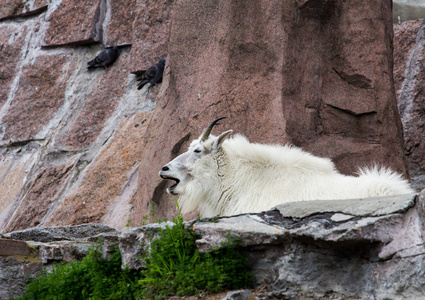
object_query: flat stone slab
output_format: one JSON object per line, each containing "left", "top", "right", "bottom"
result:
{"left": 4, "top": 224, "right": 118, "bottom": 243}
{"left": 193, "top": 215, "right": 288, "bottom": 251}
{"left": 192, "top": 194, "right": 418, "bottom": 252}
{"left": 0, "top": 239, "right": 31, "bottom": 256}
{"left": 273, "top": 193, "right": 416, "bottom": 219}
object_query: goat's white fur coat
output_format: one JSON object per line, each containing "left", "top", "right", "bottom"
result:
{"left": 159, "top": 128, "right": 414, "bottom": 217}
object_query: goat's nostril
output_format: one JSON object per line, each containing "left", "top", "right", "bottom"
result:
{"left": 162, "top": 166, "right": 169, "bottom": 171}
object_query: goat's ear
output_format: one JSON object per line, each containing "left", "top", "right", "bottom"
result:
{"left": 212, "top": 130, "right": 232, "bottom": 153}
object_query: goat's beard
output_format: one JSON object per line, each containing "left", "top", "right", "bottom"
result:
{"left": 177, "top": 180, "right": 205, "bottom": 215}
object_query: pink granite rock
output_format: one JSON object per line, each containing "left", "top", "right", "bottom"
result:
{"left": 44, "top": 0, "right": 104, "bottom": 46}
{"left": 1, "top": 55, "right": 72, "bottom": 145}
{"left": 4, "top": 162, "right": 75, "bottom": 232}
{"left": 0, "top": 0, "right": 47, "bottom": 21}
{"left": 0, "top": 25, "right": 27, "bottom": 109}
{"left": 128, "top": 0, "right": 173, "bottom": 71}
{"left": 104, "top": 0, "right": 137, "bottom": 46}
{"left": 54, "top": 54, "right": 128, "bottom": 150}
{"left": 46, "top": 112, "right": 152, "bottom": 228}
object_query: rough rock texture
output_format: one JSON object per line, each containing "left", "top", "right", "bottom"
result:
{"left": 2, "top": 192, "right": 425, "bottom": 299}
{"left": 119, "top": 220, "right": 178, "bottom": 269}
{"left": 133, "top": 0, "right": 410, "bottom": 225}
{"left": 1, "top": 55, "right": 72, "bottom": 144}
{"left": 43, "top": 0, "right": 105, "bottom": 47}
{"left": 0, "top": 25, "right": 28, "bottom": 108}
{"left": 4, "top": 162, "right": 74, "bottom": 230}
{"left": 0, "top": 0, "right": 163, "bottom": 232}
{"left": 3, "top": 223, "right": 118, "bottom": 243}
{"left": 128, "top": 0, "right": 172, "bottom": 70}
{"left": 46, "top": 113, "right": 152, "bottom": 227}
{"left": 0, "top": 0, "right": 47, "bottom": 21}
{"left": 394, "top": 19, "right": 425, "bottom": 191}
{"left": 0, "top": 0, "right": 421, "bottom": 232}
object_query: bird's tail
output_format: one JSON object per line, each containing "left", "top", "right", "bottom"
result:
{"left": 137, "top": 80, "right": 149, "bottom": 90}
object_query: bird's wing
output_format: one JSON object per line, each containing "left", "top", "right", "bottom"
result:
{"left": 87, "top": 50, "right": 108, "bottom": 68}
{"left": 150, "top": 64, "right": 165, "bottom": 84}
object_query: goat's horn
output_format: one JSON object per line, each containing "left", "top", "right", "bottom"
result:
{"left": 201, "top": 117, "right": 226, "bottom": 141}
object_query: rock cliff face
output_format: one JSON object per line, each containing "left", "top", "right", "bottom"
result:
{"left": 0, "top": 0, "right": 422, "bottom": 232}
{"left": 394, "top": 19, "right": 425, "bottom": 190}
{"left": 0, "top": 0, "right": 171, "bottom": 232}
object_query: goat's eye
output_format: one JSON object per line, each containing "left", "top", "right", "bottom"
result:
{"left": 194, "top": 149, "right": 202, "bottom": 153}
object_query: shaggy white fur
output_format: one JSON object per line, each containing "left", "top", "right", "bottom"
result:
{"left": 159, "top": 132, "right": 415, "bottom": 217}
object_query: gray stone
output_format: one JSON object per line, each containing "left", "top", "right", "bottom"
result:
{"left": 0, "top": 256, "right": 43, "bottom": 300}
{"left": 221, "top": 289, "right": 252, "bottom": 300}
{"left": 193, "top": 195, "right": 418, "bottom": 253}
{"left": 192, "top": 192, "right": 425, "bottom": 299}
{"left": 34, "top": 241, "right": 93, "bottom": 264}
{"left": 273, "top": 193, "right": 416, "bottom": 219}
{"left": 119, "top": 221, "right": 176, "bottom": 269}
{"left": 194, "top": 215, "right": 289, "bottom": 253}
{"left": 3, "top": 224, "right": 118, "bottom": 243}
{"left": 330, "top": 213, "right": 355, "bottom": 222}
{"left": 394, "top": 19, "right": 425, "bottom": 191}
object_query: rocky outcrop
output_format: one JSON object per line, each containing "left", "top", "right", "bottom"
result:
{"left": 0, "top": 0, "right": 421, "bottom": 232}
{"left": 194, "top": 193, "right": 423, "bottom": 299}
{"left": 0, "top": 224, "right": 118, "bottom": 300}
{"left": 394, "top": 19, "right": 425, "bottom": 190}
{"left": 2, "top": 192, "right": 425, "bottom": 299}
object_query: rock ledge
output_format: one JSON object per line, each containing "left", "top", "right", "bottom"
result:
{"left": 1, "top": 192, "right": 425, "bottom": 299}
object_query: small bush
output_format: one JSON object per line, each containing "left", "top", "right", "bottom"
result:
{"left": 137, "top": 206, "right": 251, "bottom": 299}
{"left": 16, "top": 244, "right": 139, "bottom": 300}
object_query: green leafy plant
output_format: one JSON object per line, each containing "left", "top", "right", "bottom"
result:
{"left": 137, "top": 201, "right": 251, "bottom": 299}
{"left": 16, "top": 244, "right": 139, "bottom": 300}
{"left": 17, "top": 201, "right": 251, "bottom": 300}
{"left": 125, "top": 218, "right": 132, "bottom": 229}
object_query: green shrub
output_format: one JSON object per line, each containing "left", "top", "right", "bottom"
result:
{"left": 16, "top": 244, "right": 139, "bottom": 300}
{"left": 17, "top": 203, "right": 251, "bottom": 300}
{"left": 137, "top": 204, "right": 251, "bottom": 299}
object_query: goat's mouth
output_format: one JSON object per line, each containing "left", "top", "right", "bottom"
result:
{"left": 160, "top": 175, "right": 180, "bottom": 192}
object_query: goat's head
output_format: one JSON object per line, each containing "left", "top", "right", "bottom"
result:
{"left": 159, "top": 117, "right": 232, "bottom": 195}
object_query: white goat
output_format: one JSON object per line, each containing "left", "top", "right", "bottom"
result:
{"left": 159, "top": 118, "right": 415, "bottom": 217}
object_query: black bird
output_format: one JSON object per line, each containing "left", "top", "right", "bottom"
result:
{"left": 87, "top": 46, "right": 119, "bottom": 69}
{"left": 137, "top": 58, "right": 166, "bottom": 90}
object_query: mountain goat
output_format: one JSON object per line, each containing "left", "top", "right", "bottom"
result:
{"left": 159, "top": 117, "right": 415, "bottom": 217}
